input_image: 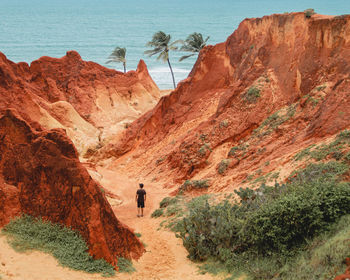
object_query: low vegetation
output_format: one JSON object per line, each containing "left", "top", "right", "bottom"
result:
{"left": 304, "top": 8, "right": 316, "bottom": 18}
{"left": 253, "top": 104, "right": 296, "bottom": 138}
{"left": 175, "top": 160, "right": 350, "bottom": 279}
{"left": 152, "top": 129, "right": 350, "bottom": 279}
{"left": 294, "top": 129, "right": 350, "bottom": 161}
{"left": 243, "top": 86, "right": 261, "bottom": 103}
{"left": 218, "top": 159, "right": 230, "bottom": 174}
{"left": 228, "top": 143, "right": 248, "bottom": 158}
{"left": 179, "top": 179, "right": 210, "bottom": 193}
{"left": 117, "top": 257, "right": 136, "bottom": 273}
{"left": 2, "top": 215, "right": 115, "bottom": 276}
{"left": 220, "top": 119, "right": 229, "bottom": 128}
{"left": 198, "top": 143, "right": 211, "bottom": 157}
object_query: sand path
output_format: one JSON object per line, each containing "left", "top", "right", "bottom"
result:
{"left": 0, "top": 166, "right": 219, "bottom": 280}
{"left": 96, "top": 166, "right": 218, "bottom": 280}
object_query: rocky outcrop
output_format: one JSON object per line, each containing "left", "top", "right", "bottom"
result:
{"left": 0, "top": 51, "right": 160, "bottom": 155}
{"left": 0, "top": 109, "right": 144, "bottom": 267}
{"left": 100, "top": 13, "right": 350, "bottom": 188}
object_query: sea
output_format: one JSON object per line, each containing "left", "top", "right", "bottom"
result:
{"left": 0, "top": 0, "right": 349, "bottom": 89}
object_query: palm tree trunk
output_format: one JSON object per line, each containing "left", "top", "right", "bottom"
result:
{"left": 123, "top": 62, "right": 126, "bottom": 73}
{"left": 167, "top": 58, "right": 176, "bottom": 89}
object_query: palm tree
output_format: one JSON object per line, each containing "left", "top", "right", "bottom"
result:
{"left": 144, "top": 31, "right": 181, "bottom": 89}
{"left": 106, "top": 47, "right": 127, "bottom": 73}
{"left": 179, "top": 33, "right": 209, "bottom": 61}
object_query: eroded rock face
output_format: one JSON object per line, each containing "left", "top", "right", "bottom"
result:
{"left": 334, "top": 258, "right": 350, "bottom": 280}
{"left": 0, "top": 109, "right": 144, "bottom": 267}
{"left": 0, "top": 51, "right": 159, "bottom": 155}
{"left": 100, "top": 13, "right": 350, "bottom": 187}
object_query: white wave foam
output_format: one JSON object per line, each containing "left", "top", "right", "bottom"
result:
{"left": 149, "top": 68, "right": 190, "bottom": 89}
{"left": 149, "top": 67, "right": 190, "bottom": 74}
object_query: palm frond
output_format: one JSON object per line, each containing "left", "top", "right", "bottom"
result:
{"left": 170, "top": 39, "right": 184, "bottom": 47}
{"left": 156, "top": 51, "right": 168, "bottom": 62}
{"left": 178, "top": 32, "right": 209, "bottom": 61}
{"left": 107, "top": 46, "right": 126, "bottom": 64}
{"left": 144, "top": 48, "right": 163, "bottom": 56}
{"left": 179, "top": 54, "right": 195, "bottom": 62}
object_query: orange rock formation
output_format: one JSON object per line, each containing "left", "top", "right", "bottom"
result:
{"left": 0, "top": 109, "right": 144, "bottom": 267}
{"left": 101, "top": 13, "right": 350, "bottom": 191}
{"left": 0, "top": 51, "right": 159, "bottom": 155}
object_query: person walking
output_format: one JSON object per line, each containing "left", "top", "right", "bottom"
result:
{"left": 136, "top": 183, "right": 146, "bottom": 217}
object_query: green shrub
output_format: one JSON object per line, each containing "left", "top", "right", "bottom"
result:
{"left": 218, "top": 159, "right": 230, "bottom": 174}
{"left": 198, "top": 143, "right": 211, "bottom": 157}
{"left": 228, "top": 143, "right": 248, "bottom": 157}
{"left": 241, "top": 180, "right": 350, "bottom": 255}
{"left": 175, "top": 161, "right": 350, "bottom": 264}
{"left": 294, "top": 145, "right": 315, "bottom": 161}
{"left": 234, "top": 187, "right": 255, "bottom": 202}
{"left": 337, "top": 129, "right": 350, "bottom": 141}
{"left": 294, "top": 129, "right": 350, "bottom": 162}
{"left": 220, "top": 120, "right": 229, "bottom": 128}
{"left": 117, "top": 257, "right": 136, "bottom": 273}
{"left": 151, "top": 208, "right": 164, "bottom": 218}
{"left": 278, "top": 215, "right": 350, "bottom": 280}
{"left": 316, "top": 84, "right": 326, "bottom": 91}
{"left": 304, "top": 8, "right": 315, "bottom": 18}
{"left": 179, "top": 180, "right": 209, "bottom": 193}
{"left": 159, "top": 196, "right": 179, "bottom": 208}
{"left": 134, "top": 232, "right": 141, "bottom": 238}
{"left": 244, "top": 86, "right": 261, "bottom": 103}
{"left": 166, "top": 204, "right": 183, "bottom": 217}
{"left": 2, "top": 215, "right": 115, "bottom": 276}
{"left": 288, "top": 161, "right": 348, "bottom": 185}
{"left": 254, "top": 107, "right": 296, "bottom": 138}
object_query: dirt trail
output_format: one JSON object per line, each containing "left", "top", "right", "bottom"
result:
{"left": 96, "top": 166, "right": 219, "bottom": 280}
{"left": 0, "top": 166, "right": 220, "bottom": 280}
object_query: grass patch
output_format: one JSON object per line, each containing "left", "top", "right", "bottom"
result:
{"left": 134, "top": 232, "right": 141, "bottom": 238}
{"left": 117, "top": 257, "right": 136, "bottom": 273}
{"left": 294, "top": 130, "right": 350, "bottom": 162}
{"left": 2, "top": 215, "right": 115, "bottom": 276}
{"left": 253, "top": 105, "right": 296, "bottom": 138}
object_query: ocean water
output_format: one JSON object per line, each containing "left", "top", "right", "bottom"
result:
{"left": 0, "top": 0, "right": 349, "bottom": 89}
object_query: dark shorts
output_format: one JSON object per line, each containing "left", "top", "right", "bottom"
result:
{"left": 137, "top": 201, "right": 145, "bottom": 208}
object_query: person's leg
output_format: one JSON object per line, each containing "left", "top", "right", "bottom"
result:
{"left": 141, "top": 201, "right": 144, "bottom": 217}
{"left": 137, "top": 202, "right": 141, "bottom": 217}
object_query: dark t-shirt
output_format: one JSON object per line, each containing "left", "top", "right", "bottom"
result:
{"left": 137, "top": 189, "right": 146, "bottom": 203}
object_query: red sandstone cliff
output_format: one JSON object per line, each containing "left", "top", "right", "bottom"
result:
{"left": 0, "top": 109, "right": 144, "bottom": 267}
{"left": 100, "top": 13, "right": 350, "bottom": 190}
{"left": 0, "top": 51, "right": 160, "bottom": 155}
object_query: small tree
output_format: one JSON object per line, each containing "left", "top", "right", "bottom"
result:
{"left": 106, "top": 47, "right": 127, "bottom": 73}
{"left": 304, "top": 8, "right": 315, "bottom": 18}
{"left": 144, "top": 31, "right": 181, "bottom": 89}
{"left": 179, "top": 32, "right": 209, "bottom": 61}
